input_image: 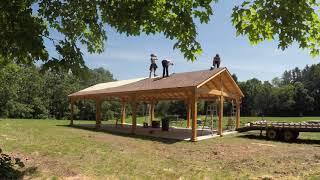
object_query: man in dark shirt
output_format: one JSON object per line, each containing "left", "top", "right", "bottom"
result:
{"left": 213, "top": 54, "right": 221, "bottom": 68}
{"left": 161, "top": 59, "right": 173, "bottom": 78}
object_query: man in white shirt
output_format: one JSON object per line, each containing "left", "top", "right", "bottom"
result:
{"left": 149, "top": 54, "right": 158, "bottom": 78}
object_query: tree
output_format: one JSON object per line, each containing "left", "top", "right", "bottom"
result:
{"left": 1, "top": 0, "right": 215, "bottom": 72}
{"left": 2, "top": 1, "right": 320, "bottom": 72}
{"left": 232, "top": 0, "right": 320, "bottom": 57}
{"left": 231, "top": 73, "right": 238, "bottom": 83}
{"left": 254, "top": 81, "right": 275, "bottom": 116}
{"left": 282, "top": 70, "right": 292, "bottom": 85}
{"left": 238, "top": 78, "right": 262, "bottom": 116}
{"left": 0, "top": 63, "right": 22, "bottom": 117}
{"left": 273, "top": 84, "right": 295, "bottom": 115}
{"left": 43, "top": 70, "right": 81, "bottom": 119}
{"left": 271, "top": 77, "right": 282, "bottom": 87}
{"left": 293, "top": 82, "right": 314, "bottom": 116}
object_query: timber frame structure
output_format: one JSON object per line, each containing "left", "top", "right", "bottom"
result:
{"left": 68, "top": 68, "right": 244, "bottom": 142}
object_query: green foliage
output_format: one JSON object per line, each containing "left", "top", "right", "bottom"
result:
{"left": 232, "top": 0, "right": 320, "bottom": 56}
{"left": 293, "top": 82, "right": 314, "bottom": 115}
{"left": 2, "top": 0, "right": 320, "bottom": 71}
{"left": 0, "top": 0, "right": 216, "bottom": 73}
{"left": 0, "top": 1, "right": 49, "bottom": 64}
{"left": 0, "top": 62, "right": 116, "bottom": 120}
{"left": 239, "top": 63, "right": 320, "bottom": 116}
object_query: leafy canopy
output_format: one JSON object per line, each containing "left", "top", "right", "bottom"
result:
{"left": 232, "top": 0, "right": 320, "bottom": 57}
{"left": 1, "top": 0, "right": 320, "bottom": 72}
{"left": 1, "top": 0, "right": 214, "bottom": 72}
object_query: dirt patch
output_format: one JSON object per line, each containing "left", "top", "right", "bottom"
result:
{"left": 7, "top": 151, "right": 81, "bottom": 178}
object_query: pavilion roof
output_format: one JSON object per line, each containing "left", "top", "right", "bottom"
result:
{"left": 69, "top": 68, "right": 244, "bottom": 101}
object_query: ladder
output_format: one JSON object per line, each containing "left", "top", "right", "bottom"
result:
{"left": 227, "top": 100, "right": 237, "bottom": 130}
{"left": 201, "top": 101, "right": 218, "bottom": 135}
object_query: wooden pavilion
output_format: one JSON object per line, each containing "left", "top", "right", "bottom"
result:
{"left": 68, "top": 67, "right": 244, "bottom": 141}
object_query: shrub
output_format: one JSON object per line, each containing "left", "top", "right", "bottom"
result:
{"left": 0, "top": 148, "right": 25, "bottom": 179}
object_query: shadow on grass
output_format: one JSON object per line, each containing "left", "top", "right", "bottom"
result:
{"left": 0, "top": 163, "right": 38, "bottom": 179}
{"left": 237, "top": 134, "right": 320, "bottom": 146}
{"left": 19, "top": 167, "right": 38, "bottom": 179}
{"left": 57, "top": 124, "right": 182, "bottom": 144}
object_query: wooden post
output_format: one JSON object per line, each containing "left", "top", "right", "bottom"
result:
{"left": 131, "top": 98, "right": 137, "bottom": 134}
{"left": 218, "top": 74, "right": 224, "bottom": 136}
{"left": 186, "top": 99, "right": 191, "bottom": 128}
{"left": 149, "top": 101, "right": 155, "bottom": 125}
{"left": 218, "top": 96, "right": 224, "bottom": 136}
{"left": 191, "top": 89, "right": 198, "bottom": 142}
{"left": 96, "top": 99, "right": 102, "bottom": 129}
{"left": 70, "top": 100, "right": 74, "bottom": 126}
{"left": 121, "top": 101, "right": 126, "bottom": 127}
{"left": 236, "top": 99, "right": 241, "bottom": 129}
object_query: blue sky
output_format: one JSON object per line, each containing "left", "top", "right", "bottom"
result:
{"left": 54, "top": 1, "right": 319, "bottom": 81}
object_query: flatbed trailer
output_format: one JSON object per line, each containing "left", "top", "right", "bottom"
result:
{"left": 236, "top": 121, "right": 320, "bottom": 141}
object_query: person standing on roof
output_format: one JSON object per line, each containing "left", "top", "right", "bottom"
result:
{"left": 162, "top": 59, "right": 174, "bottom": 78}
{"left": 212, "top": 54, "right": 221, "bottom": 69}
{"left": 149, "top": 54, "right": 158, "bottom": 78}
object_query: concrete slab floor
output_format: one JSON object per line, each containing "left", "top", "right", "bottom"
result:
{"left": 72, "top": 123, "right": 237, "bottom": 141}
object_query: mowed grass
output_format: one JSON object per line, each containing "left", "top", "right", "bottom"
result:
{"left": 1, "top": 117, "right": 320, "bottom": 179}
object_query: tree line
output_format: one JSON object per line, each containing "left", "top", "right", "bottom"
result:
{"left": 238, "top": 64, "right": 320, "bottom": 116}
{"left": 0, "top": 62, "right": 115, "bottom": 120}
{"left": 0, "top": 62, "right": 319, "bottom": 120}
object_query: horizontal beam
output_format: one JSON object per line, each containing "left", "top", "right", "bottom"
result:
{"left": 197, "top": 88, "right": 240, "bottom": 99}
{"left": 69, "top": 86, "right": 194, "bottom": 101}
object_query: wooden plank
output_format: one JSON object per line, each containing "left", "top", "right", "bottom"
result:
{"left": 221, "top": 75, "right": 230, "bottom": 93}
{"left": 236, "top": 99, "right": 240, "bottom": 129}
{"left": 191, "top": 89, "right": 198, "bottom": 142}
{"left": 218, "top": 75, "right": 224, "bottom": 136}
{"left": 69, "top": 86, "right": 194, "bottom": 101}
{"left": 137, "top": 96, "right": 186, "bottom": 101}
{"left": 221, "top": 69, "right": 245, "bottom": 97}
{"left": 218, "top": 96, "right": 224, "bottom": 136}
{"left": 204, "top": 83, "right": 212, "bottom": 90}
{"left": 197, "top": 88, "right": 239, "bottom": 99}
{"left": 206, "top": 81, "right": 217, "bottom": 90}
{"left": 210, "top": 74, "right": 239, "bottom": 99}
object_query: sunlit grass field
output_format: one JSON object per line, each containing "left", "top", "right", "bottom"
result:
{"left": 1, "top": 117, "right": 320, "bottom": 179}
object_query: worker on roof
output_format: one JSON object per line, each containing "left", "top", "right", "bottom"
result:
{"left": 149, "top": 54, "right": 158, "bottom": 78}
{"left": 211, "top": 54, "right": 221, "bottom": 70}
{"left": 162, "top": 59, "right": 174, "bottom": 78}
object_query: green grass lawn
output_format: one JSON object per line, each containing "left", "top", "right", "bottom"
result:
{"left": 1, "top": 117, "right": 320, "bottom": 179}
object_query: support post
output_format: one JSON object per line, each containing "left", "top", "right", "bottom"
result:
{"left": 149, "top": 101, "right": 155, "bottom": 126}
{"left": 218, "top": 96, "right": 224, "bottom": 136}
{"left": 131, "top": 98, "right": 137, "bottom": 134}
{"left": 96, "top": 99, "right": 102, "bottom": 129}
{"left": 191, "top": 89, "right": 198, "bottom": 142}
{"left": 186, "top": 99, "right": 191, "bottom": 128}
{"left": 236, "top": 99, "right": 241, "bottom": 129}
{"left": 70, "top": 100, "right": 74, "bottom": 126}
{"left": 121, "top": 101, "right": 126, "bottom": 127}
